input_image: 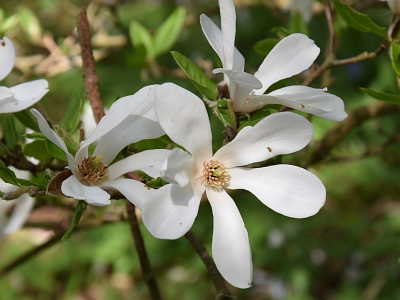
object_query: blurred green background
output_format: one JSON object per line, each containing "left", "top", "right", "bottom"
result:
{"left": 1, "top": 0, "right": 400, "bottom": 299}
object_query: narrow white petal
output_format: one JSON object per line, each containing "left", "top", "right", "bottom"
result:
{"left": 30, "top": 108, "right": 76, "bottom": 170}
{"left": 1, "top": 195, "right": 34, "bottom": 235}
{"left": 142, "top": 183, "right": 203, "bottom": 239}
{"left": 207, "top": 188, "right": 252, "bottom": 288}
{"left": 106, "top": 149, "right": 171, "bottom": 181}
{"left": 154, "top": 83, "right": 213, "bottom": 163}
{"left": 61, "top": 176, "right": 111, "bottom": 206}
{"left": 213, "top": 68, "right": 262, "bottom": 111}
{"left": 0, "top": 37, "right": 15, "bottom": 81}
{"left": 219, "top": 0, "right": 236, "bottom": 70}
{"left": 0, "top": 80, "right": 49, "bottom": 113}
{"left": 200, "top": 14, "right": 244, "bottom": 72}
{"left": 227, "top": 165, "right": 326, "bottom": 218}
{"left": 105, "top": 178, "right": 153, "bottom": 210}
{"left": 214, "top": 112, "right": 313, "bottom": 168}
{"left": 312, "top": 95, "right": 348, "bottom": 121}
{"left": 254, "top": 34, "right": 320, "bottom": 94}
{"left": 160, "top": 148, "right": 198, "bottom": 187}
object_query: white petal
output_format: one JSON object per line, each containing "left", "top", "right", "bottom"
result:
{"left": 142, "top": 183, "right": 203, "bottom": 239}
{"left": 1, "top": 195, "right": 34, "bottom": 235}
{"left": 30, "top": 108, "right": 76, "bottom": 170}
{"left": 227, "top": 165, "right": 326, "bottom": 218}
{"left": 213, "top": 68, "right": 262, "bottom": 111}
{"left": 0, "top": 86, "right": 14, "bottom": 102}
{"left": 219, "top": 0, "right": 236, "bottom": 70}
{"left": 0, "top": 80, "right": 49, "bottom": 113}
{"left": 207, "top": 188, "right": 252, "bottom": 288}
{"left": 106, "top": 149, "right": 171, "bottom": 182}
{"left": 83, "top": 85, "right": 164, "bottom": 164}
{"left": 61, "top": 176, "right": 111, "bottom": 206}
{"left": 214, "top": 112, "right": 313, "bottom": 168}
{"left": 154, "top": 83, "right": 213, "bottom": 163}
{"left": 105, "top": 178, "right": 153, "bottom": 210}
{"left": 200, "top": 14, "right": 244, "bottom": 72}
{"left": 160, "top": 148, "right": 198, "bottom": 187}
{"left": 254, "top": 34, "right": 320, "bottom": 94}
{"left": 0, "top": 37, "right": 15, "bottom": 81}
{"left": 312, "top": 94, "right": 348, "bottom": 121}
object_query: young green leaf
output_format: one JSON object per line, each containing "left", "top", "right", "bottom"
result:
{"left": 360, "top": 88, "right": 400, "bottom": 105}
{"left": 333, "top": 0, "right": 387, "bottom": 39}
{"left": 14, "top": 110, "right": 40, "bottom": 132}
{"left": 216, "top": 99, "right": 236, "bottom": 129}
{"left": 154, "top": 7, "right": 186, "bottom": 57}
{"left": 59, "top": 91, "right": 85, "bottom": 133}
{"left": 62, "top": 200, "right": 87, "bottom": 241}
{"left": 1, "top": 114, "right": 18, "bottom": 150}
{"left": 129, "top": 20, "right": 154, "bottom": 58}
{"left": 254, "top": 38, "right": 279, "bottom": 57}
{"left": 391, "top": 43, "right": 400, "bottom": 76}
{"left": 0, "top": 160, "right": 20, "bottom": 186}
{"left": 170, "top": 51, "right": 216, "bottom": 100}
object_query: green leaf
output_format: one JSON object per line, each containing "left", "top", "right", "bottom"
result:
{"left": 23, "top": 131, "right": 47, "bottom": 141}
{"left": 23, "top": 140, "right": 52, "bottom": 161}
{"left": 289, "top": 11, "right": 309, "bottom": 36}
{"left": 17, "top": 6, "right": 42, "bottom": 45}
{"left": 58, "top": 91, "right": 85, "bottom": 133}
{"left": 45, "top": 140, "right": 69, "bottom": 162}
{"left": 17, "top": 178, "right": 43, "bottom": 188}
{"left": 1, "top": 115, "right": 18, "bottom": 150}
{"left": 391, "top": 43, "right": 400, "bottom": 76}
{"left": 129, "top": 20, "right": 154, "bottom": 58}
{"left": 153, "top": 7, "right": 186, "bottom": 57}
{"left": 360, "top": 88, "right": 400, "bottom": 105}
{"left": 254, "top": 38, "right": 279, "bottom": 57}
{"left": 170, "top": 51, "right": 217, "bottom": 100}
{"left": 270, "top": 27, "right": 293, "bottom": 38}
{"left": 238, "top": 106, "right": 276, "bottom": 130}
{"left": 147, "top": 177, "right": 169, "bottom": 189}
{"left": 216, "top": 99, "right": 236, "bottom": 128}
{"left": 333, "top": 0, "right": 387, "bottom": 39}
{"left": 14, "top": 110, "right": 40, "bottom": 132}
{"left": 0, "top": 160, "right": 20, "bottom": 186}
{"left": 62, "top": 200, "right": 87, "bottom": 241}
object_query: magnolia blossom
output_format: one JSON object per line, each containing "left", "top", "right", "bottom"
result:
{"left": 0, "top": 168, "right": 34, "bottom": 239}
{"left": 200, "top": 0, "right": 347, "bottom": 121}
{"left": 141, "top": 83, "right": 326, "bottom": 288}
{"left": 0, "top": 37, "right": 48, "bottom": 113}
{"left": 31, "top": 85, "right": 169, "bottom": 207}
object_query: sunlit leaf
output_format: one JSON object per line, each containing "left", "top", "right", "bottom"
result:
{"left": 171, "top": 51, "right": 216, "bottom": 100}
{"left": 153, "top": 7, "right": 186, "bottom": 57}
{"left": 360, "top": 88, "right": 400, "bottom": 105}
{"left": 0, "top": 160, "right": 20, "bottom": 186}
{"left": 17, "top": 6, "right": 42, "bottom": 45}
{"left": 129, "top": 20, "right": 154, "bottom": 58}
{"left": 333, "top": 0, "right": 387, "bottom": 39}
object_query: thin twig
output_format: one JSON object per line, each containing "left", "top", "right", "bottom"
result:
{"left": 184, "top": 230, "right": 234, "bottom": 300}
{"left": 76, "top": 7, "right": 105, "bottom": 123}
{"left": 325, "top": 0, "right": 335, "bottom": 54}
{"left": 126, "top": 201, "right": 162, "bottom": 300}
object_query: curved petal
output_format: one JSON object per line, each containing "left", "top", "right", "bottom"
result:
{"left": 106, "top": 149, "right": 171, "bottom": 182}
{"left": 213, "top": 68, "right": 262, "bottom": 111}
{"left": 0, "top": 37, "right": 15, "bottom": 81}
{"left": 214, "top": 112, "right": 313, "bottom": 168}
{"left": 219, "top": 0, "right": 236, "bottom": 70}
{"left": 154, "top": 83, "right": 213, "bottom": 163}
{"left": 227, "top": 165, "right": 326, "bottom": 218}
{"left": 61, "top": 176, "right": 111, "bottom": 206}
{"left": 254, "top": 34, "right": 320, "bottom": 94}
{"left": 105, "top": 178, "right": 153, "bottom": 210}
{"left": 160, "top": 148, "right": 198, "bottom": 187}
{"left": 200, "top": 14, "right": 244, "bottom": 72}
{"left": 0, "top": 87, "right": 14, "bottom": 102}
{"left": 142, "top": 183, "right": 203, "bottom": 239}
{"left": 312, "top": 94, "right": 348, "bottom": 121}
{"left": 30, "top": 108, "right": 76, "bottom": 170}
{"left": 0, "top": 80, "right": 49, "bottom": 113}
{"left": 1, "top": 195, "right": 34, "bottom": 236}
{"left": 207, "top": 188, "right": 252, "bottom": 288}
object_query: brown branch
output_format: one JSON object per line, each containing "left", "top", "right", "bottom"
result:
{"left": 126, "top": 201, "right": 162, "bottom": 300}
{"left": 325, "top": 0, "right": 335, "bottom": 55}
{"left": 184, "top": 230, "right": 234, "bottom": 300}
{"left": 306, "top": 101, "right": 400, "bottom": 166}
{"left": 76, "top": 7, "right": 105, "bottom": 123}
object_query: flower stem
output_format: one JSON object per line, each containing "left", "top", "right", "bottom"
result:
{"left": 184, "top": 230, "right": 235, "bottom": 300}
{"left": 125, "top": 201, "right": 162, "bottom": 300}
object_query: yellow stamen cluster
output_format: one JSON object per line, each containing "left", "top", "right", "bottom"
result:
{"left": 78, "top": 156, "right": 108, "bottom": 185}
{"left": 202, "top": 160, "right": 230, "bottom": 188}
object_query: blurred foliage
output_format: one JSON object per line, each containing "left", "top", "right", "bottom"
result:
{"left": 1, "top": 0, "right": 400, "bottom": 299}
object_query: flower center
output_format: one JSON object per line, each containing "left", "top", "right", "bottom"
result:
{"left": 77, "top": 156, "right": 108, "bottom": 185}
{"left": 202, "top": 160, "right": 230, "bottom": 188}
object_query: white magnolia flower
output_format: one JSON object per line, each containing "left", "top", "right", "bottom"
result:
{"left": 0, "top": 37, "right": 48, "bottom": 113}
{"left": 384, "top": 0, "right": 400, "bottom": 13}
{"left": 31, "top": 85, "right": 169, "bottom": 207}
{"left": 141, "top": 83, "right": 326, "bottom": 288}
{"left": 0, "top": 168, "right": 34, "bottom": 239}
{"left": 200, "top": 0, "right": 347, "bottom": 121}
